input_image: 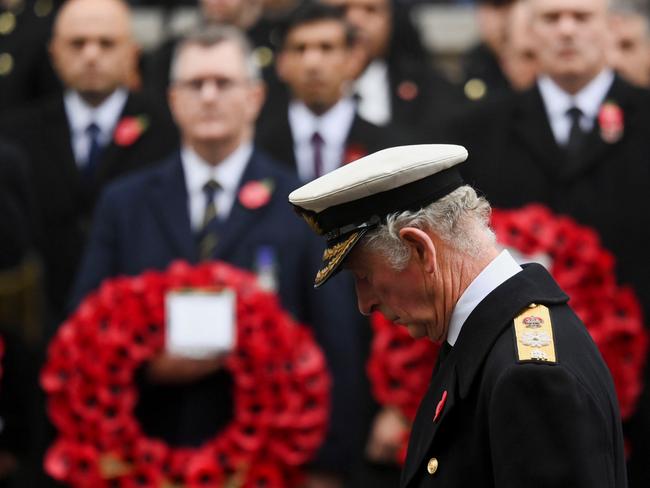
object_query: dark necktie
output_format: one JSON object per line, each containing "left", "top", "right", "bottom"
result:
{"left": 311, "top": 131, "right": 324, "bottom": 179}
{"left": 197, "top": 179, "right": 221, "bottom": 260}
{"left": 565, "top": 106, "right": 586, "bottom": 163}
{"left": 83, "top": 122, "right": 103, "bottom": 180}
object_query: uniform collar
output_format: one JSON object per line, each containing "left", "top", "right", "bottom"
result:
{"left": 449, "top": 263, "right": 568, "bottom": 398}
{"left": 446, "top": 250, "right": 522, "bottom": 347}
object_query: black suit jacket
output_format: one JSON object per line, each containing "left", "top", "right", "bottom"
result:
{"left": 443, "top": 75, "right": 650, "bottom": 487}
{"left": 0, "top": 0, "right": 61, "bottom": 111}
{"left": 0, "top": 91, "right": 179, "bottom": 323}
{"left": 0, "top": 138, "right": 37, "bottom": 269}
{"left": 402, "top": 264, "right": 627, "bottom": 487}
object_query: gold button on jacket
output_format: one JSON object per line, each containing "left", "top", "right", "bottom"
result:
{"left": 427, "top": 458, "right": 438, "bottom": 475}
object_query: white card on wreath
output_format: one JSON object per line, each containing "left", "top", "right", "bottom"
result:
{"left": 165, "top": 289, "right": 236, "bottom": 358}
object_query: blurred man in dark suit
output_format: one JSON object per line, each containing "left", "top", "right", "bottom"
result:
{"left": 0, "top": 139, "right": 42, "bottom": 488}
{"left": 323, "top": 0, "right": 460, "bottom": 137}
{"left": 0, "top": 0, "right": 60, "bottom": 111}
{"left": 459, "top": 0, "right": 516, "bottom": 103}
{"left": 444, "top": 0, "right": 650, "bottom": 485}
{"left": 0, "top": 0, "right": 179, "bottom": 327}
{"left": 71, "top": 24, "right": 367, "bottom": 488}
{"left": 256, "top": 1, "right": 405, "bottom": 182}
{"left": 607, "top": 0, "right": 650, "bottom": 88}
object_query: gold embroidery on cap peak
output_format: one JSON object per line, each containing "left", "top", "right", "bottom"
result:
{"left": 513, "top": 304, "right": 557, "bottom": 363}
{"left": 301, "top": 212, "right": 324, "bottom": 235}
{"left": 315, "top": 232, "right": 359, "bottom": 285}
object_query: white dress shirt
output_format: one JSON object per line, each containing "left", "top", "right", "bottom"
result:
{"left": 354, "top": 60, "right": 391, "bottom": 126}
{"left": 537, "top": 69, "right": 615, "bottom": 146}
{"left": 181, "top": 143, "right": 253, "bottom": 231}
{"left": 446, "top": 250, "right": 523, "bottom": 347}
{"left": 288, "top": 97, "right": 356, "bottom": 182}
{"left": 64, "top": 88, "right": 129, "bottom": 168}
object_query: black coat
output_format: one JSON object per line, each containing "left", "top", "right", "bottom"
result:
{"left": 0, "top": 92, "right": 179, "bottom": 324}
{"left": 402, "top": 264, "right": 627, "bottom": 488}
{"left": 0, "top": 0, "right": 61, "bottom": 111}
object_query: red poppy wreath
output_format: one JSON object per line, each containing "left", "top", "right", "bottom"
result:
{"left": 368, "top": 204, "right": 647, "bottom": 461}
{"left": 41, "top": 261, "right": 331, "bottom": 487}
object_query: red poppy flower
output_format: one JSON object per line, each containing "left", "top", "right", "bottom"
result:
{"left": 113, "top": 115, "right": 149, "bottom": 147}
{"left": 239, "top": 179, "right": 273, "bottom": 209}
{"left": 43, "top": 261, "right": 330, "bottom": 487}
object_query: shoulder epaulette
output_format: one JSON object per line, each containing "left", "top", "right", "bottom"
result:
{"left": 513, "top": 303, "right": 557, "bottom": 364}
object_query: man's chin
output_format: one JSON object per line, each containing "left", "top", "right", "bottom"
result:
{"left": 406, "top": 323, "right": 428, "bottom": 340}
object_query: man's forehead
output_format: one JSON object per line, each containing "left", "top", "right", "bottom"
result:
{"left": 530, "top": 0, "right": 607, "bottom": 14}
{"left": 286, "top": 20, "right": 347, "bottom": 45}
{"left": 177, "top": 42, "right": 246, "bottom": 75}
{"left": 55, "top": 0, "right": 131, "bottom": 37}
{"left": 327, "top": 0, "right": 389, "bottom": 11}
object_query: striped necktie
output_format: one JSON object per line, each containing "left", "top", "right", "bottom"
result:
{"left": 197, "top": 179, "right": 221, "bottom": 260}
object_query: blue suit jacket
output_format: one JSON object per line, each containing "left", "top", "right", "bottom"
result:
{"left": 70, "top": 148, "right": 367, "bottom": 473}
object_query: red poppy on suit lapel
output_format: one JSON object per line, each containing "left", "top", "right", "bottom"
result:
{"left": 114, "top": 115, "right": 149, "bottom": 146}
{"left": 433, "top": 390, "right": 448, "bottom": 422}
{"left": 239, "top": 179, "right": 274, "bottom": 209}
{"left": 598, "top": 101, "right": 624, "bottom": 143}
{"left": 343, "top": 143, "right": 368, "bottom": 165}
{"left": 397, "top": 80, "right": 419, "bottom": 101}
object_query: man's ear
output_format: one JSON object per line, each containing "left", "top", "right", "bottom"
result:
{"left": 399, "top": 227, "right": 436, "bottom": 272}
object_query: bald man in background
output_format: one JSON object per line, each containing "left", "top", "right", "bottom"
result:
{"left": 0, "top": 0, "right": 178, "bottom": 328}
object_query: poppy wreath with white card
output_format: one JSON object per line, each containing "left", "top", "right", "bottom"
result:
{"left": 41, "top": 260, "right": 330, "bottom": 487}
{"left": 367, "top": 204, "right": 647, "bottom": 463}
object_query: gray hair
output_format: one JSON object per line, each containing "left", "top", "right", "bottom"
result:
{"left": 361, "top": 185, "right": 496, "bottom": 270}
{"left": 169, "top": 24, "right": 261, "bottom": 82}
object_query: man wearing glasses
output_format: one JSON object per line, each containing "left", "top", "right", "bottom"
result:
{"left": 71, "top": 24, "right": 366, "bottom": 487}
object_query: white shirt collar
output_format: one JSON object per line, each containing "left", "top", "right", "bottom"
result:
{"left": 354, "top": 59, "right": 391, "bottom": 126}
{"left": 537, "top": 69, "right": 615, "bottom": 144}
{"left": 288, "top": 97, "right": 356, "bottom": 181}
{"left": 181, "top": 143, "right": 253, "bottom": 229}
{"left": 289, "top": 97, "right": 356, "bottom": 145}
{"left": 446, "top": 250, "right": 523, "bottom": 347}
{"left": 64, "top": 88, "right": 129, "bottom": 145}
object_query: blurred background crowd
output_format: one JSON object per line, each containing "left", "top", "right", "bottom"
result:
{"left": 1, "top": 0, "right": 650, "bottom": 486}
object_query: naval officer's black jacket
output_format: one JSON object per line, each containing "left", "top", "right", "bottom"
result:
{"left": 401, "top": 263, "right": 627, "bottom": 488}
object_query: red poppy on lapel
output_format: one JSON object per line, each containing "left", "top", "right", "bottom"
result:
{"left": 598, "top": 101, "right": 624, "bottom": 144}
{"left": 433, "top": 390, "right": 448, "bottom": 423}
{"left": 238, "top": 179, "right": 274, "bottom": 209}
{"left": 343, "top": 143, "right": 367, "bottom": 165}
{"left": 397, "top": 80, "right": 419, "bottom": 101}
{"left": 114, "top": 115, "right": 149, "bottom": 146}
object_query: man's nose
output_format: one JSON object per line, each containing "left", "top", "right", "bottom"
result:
{"left": 302, "top": 46, "right": 324, "bottom": 66}
{"left": 355, "top": 281, "right": 377, "bottom": 316}
{"left": 557, "top": 14, "right": 578, "bottom": 36}
{"left": 199, "top": 80, "right": 220, "bottom": 101}
{"left": 81, "top": 41, "right": 101, "bottom": 61}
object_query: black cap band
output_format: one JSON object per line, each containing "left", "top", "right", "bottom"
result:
{"left": 318, "top": 166, "right": 464, "bottom": 239}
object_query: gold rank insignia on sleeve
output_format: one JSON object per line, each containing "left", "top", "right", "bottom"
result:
{"left": 513, "top": 304, "right": 557, "bottom": 363}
